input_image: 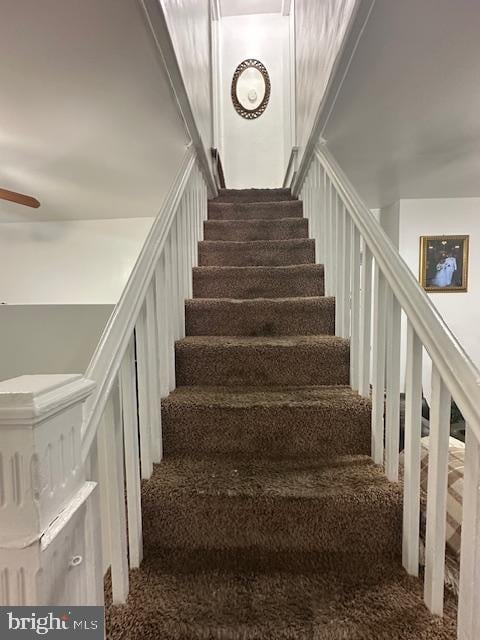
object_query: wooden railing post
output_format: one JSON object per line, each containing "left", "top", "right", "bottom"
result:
{"left": 0, "top": 375, "right": 99, "bottom": 605}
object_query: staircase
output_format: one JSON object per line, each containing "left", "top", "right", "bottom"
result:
{"left": 107, "top": 188, "right": 456, "bottom": 639}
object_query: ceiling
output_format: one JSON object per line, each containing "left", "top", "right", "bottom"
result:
{"left": 220, "top": 0, "right": 283, "bottom": 18}
{"left": 323, "top": 0, "right": 480, "bottom": 208}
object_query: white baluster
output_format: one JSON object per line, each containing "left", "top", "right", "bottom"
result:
{"left": 318, "top": 165, "right": 326, "bottom": 267}
{"left": 155, "top": 255, "right": 170, "bottom": 398}
{"left": 402, "top": 321, "right": 423, "bottom": 576}
{"left": 335, "top": 198, "right": 345, "bottom": 337}
{"left": 170, "top": 218, "right": 181, "bottom": 340}
{"left": 135, "top": 303, "right": 153, "bottom": 479}
{"left": 458, "top": 422, "right": 480, "bottom": 639}
{"left": 98, "top": 387, "right": 129, "bottom": 603}
{"left": 184, "top": 189, "right": 192, "bottom": 299}
{"left": 350, "top": 225, "right": 361, "bottom": 390}
{"left": 181, "top": 195, "right": 190, "bottom": 303}
{"left": 321, "top": 168, "right": 328, "bottom": 286}
{"left": 330, "top": 186, "right": 338, "bottom": 300}
{"left": 145, "top": 283, "right": 162, "bottom": 462}
{"left": 164, "top": 233, "right": 176, "bottom": 391}
{"left": 385, "top": 289, "right": 401, "bottom": 481}
{"left": 311, "top": 159, "right": 320, "bottom": 261}
{"left": 371, "top": 263, "right": 387, "bottom": 464}
{"left": 359, "top": 243, "right": 373, "bottom": 397}
{"left": 324, "top": 178, "right": 332, "bottom": 296}
{"left": 119, "top": 338, "right": 143, "bottom": 569}
{"left": 342, "top": 207, "right": 351, "bottom": 338}
{"left": 424, "top": 365, "right": 451, "bottom": 615}
{"left": 176, "top": 206, "right": 186, "bottom": 339}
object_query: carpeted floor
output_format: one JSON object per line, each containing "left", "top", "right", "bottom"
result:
{"left": 106, "top": 188, "right": 456, "bottom": 638}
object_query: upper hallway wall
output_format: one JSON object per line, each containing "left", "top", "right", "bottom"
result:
{"left": 220, "top": 13, "right": 290, "bottom": 187}
{"left": 0, "top": 0, "right": 190, "bottom": 223}
{"left": 295, "top": 0, "right": 356, "bottom": 160}
{"left": 162, "top": 0, "right": 213, "bottom": 154}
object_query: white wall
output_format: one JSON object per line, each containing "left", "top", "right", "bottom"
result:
{"left": 220, "top": 13, "right": 290, "bottom": 188}
{"left": 0, "top": 305, "right": 113, "bottom": 381}
{"left": 0, "top": 0, "right": 189, "bottom": 223}
{"left": 398, "top": 198, "right": 480, "bottom": 400}
{"left": 295, "top": 0, "right": 355, "bottom": 160}
{"left": 0, "top": 218, "right": 154, "bottom": 304}
{"left": 162, "top": 0, "right": 213, "bottom": 153}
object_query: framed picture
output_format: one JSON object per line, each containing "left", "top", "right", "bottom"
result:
{"left": 419, "top": 235, "right": 469, "bottom": 292}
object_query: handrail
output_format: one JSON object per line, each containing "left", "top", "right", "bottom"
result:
{"left": 282, "top": 146, "right": 298, "bottom": 188}
{"left": 211, "top": 147, "right": 226, "bottom": 189}
{"left": 314, "top": 142, "right": 480, "bottom": 439}
{"left": 0, "top": 187, "right": 40, "bottom": 208}
{"left": 80, "top": 148, "right": 195, "bottom": 460}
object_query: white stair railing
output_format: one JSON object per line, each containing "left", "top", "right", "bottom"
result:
{"left": 0, "top": 146, "right": 209, "bottom": 607}
{"left": 294, "top": 141, "right": 480, "bottom": 639}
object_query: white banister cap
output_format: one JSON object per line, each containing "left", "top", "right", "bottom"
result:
{"left": 0, "top": 374, "right": 95, "bottom": 425}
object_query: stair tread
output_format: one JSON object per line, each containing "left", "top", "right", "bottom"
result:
{"left": 204, "top": 218, "right": 308, "bottom": 241}
{"left": 144, "top": 455, "right": 395, "bottom": 500}
{"left": 193, "top": 263, "right": 323, "bottom": 274}
{"left": 214, "top": 188, "right": 296, "bottom": 202}
{"left": 107, "top": 559, "right": 456, "bottom": 640}
{"left": 164, "top": 384, "right": 365, "bottom": 409}
{"left": 185, "top": 296, "right": 335, "bottom": 336}
{"left": 208, "top": 200, "right": 303, "bottom": 220}
{"left": 199, "top": 238, "right": 312, "bottom": 247}
{"left": 187, "top": 295, "right": 330, "bottom": 305}
{"left": 176, "top": 334, "right": 347, "bottom": 347}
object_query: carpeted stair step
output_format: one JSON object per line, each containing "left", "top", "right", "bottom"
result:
{"left": 204, "top": 218, "right": 308, "bottom": 241}
{"left": 198, "top": 239, "right": 315, "bottom": 267}
{"left": 162, "top": 386, "right": 371, "bottom": 459}
{"left": 175, "top": 335, "right": 349, "bottom": 386}
{"left": 141, "top": 456, "right": 402, "bottom": 563}
{"left": 185, "top": 297, "right": 335, "bottom": 336}
{"left": 208, "top": 200, "right": 303, "bottom": 220}
{"left": 106, "top": 557, "right": 456, "bottom": 640}
{"left": 193, "top": 264, "right": 325, "bottom": 299}
{"left": 213, "top": 187, "right": 295, "bottom": 202}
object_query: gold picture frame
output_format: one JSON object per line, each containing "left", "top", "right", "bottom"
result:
{"left": 419, "top": 235, "right": 469, "bottom": 292}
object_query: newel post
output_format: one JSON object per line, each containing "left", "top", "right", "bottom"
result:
{"left": 0, "top": 374, "right": 101, "bottom": 606}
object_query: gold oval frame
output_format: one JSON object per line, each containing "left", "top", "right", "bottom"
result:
{"left": 231, "top": 58, "right": 271, "bottom": 120}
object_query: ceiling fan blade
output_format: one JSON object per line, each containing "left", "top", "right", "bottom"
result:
{"left": 0, "top": 187, "right": 40, "bottom": 208}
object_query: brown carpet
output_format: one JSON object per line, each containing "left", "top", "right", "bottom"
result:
{"left": 106, "top": 187, "right": 456, "bottom": 638}
{"left": 208, "top": 199, "right": 303, "bottom": 220}
{"left": 193, "top": 264, "right": 325, "bottom": 299}
{"left": 162, "top": 386, "right": 371, "bottom": 459}
{"left": 204, "top": 218, "right": 309, "bottom": 241}
{"left": 185, "top": 297, "right": 335, "bottom": 336}
{"left": 198, "top": 238, "right": 315, "bottom": 267}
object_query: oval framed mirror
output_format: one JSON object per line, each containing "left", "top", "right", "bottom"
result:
{"left": 231, "top": 59, "right": 271, "bottom": 120}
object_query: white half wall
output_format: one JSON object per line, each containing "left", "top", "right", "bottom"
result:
{"left": 398, "top": 198, "right": 480, "bottom": 403}
{"left": 0, "top": 305, "right": 113, "bottom": 382}
{"left": 0, "top": 218, "right": 154, "bottom": 304}
{"left": 220, "top": 13, "right": 290, "bottom": 188}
